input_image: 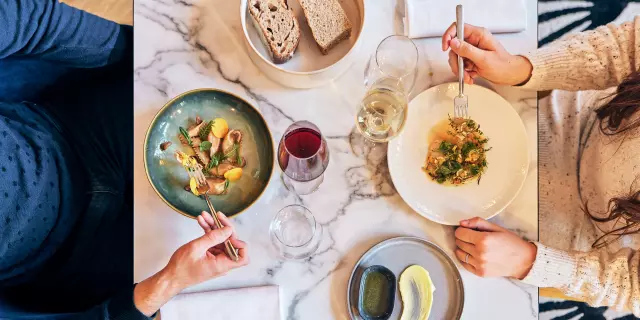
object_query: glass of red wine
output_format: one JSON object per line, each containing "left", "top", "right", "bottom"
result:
{"left": 277, "top": 121, "right": 329, "bottom": 195}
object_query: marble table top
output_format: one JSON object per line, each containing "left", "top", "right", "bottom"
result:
{"left": 133, "top": 0, "right": 539, "bottom": 319}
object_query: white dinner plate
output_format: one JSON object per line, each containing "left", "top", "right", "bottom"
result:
{"left": 388, "top": 83, "right": 529, "bottom": 225}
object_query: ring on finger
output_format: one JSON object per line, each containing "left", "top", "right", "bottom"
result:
{"left": 464, "top": 253, "right": 470, "bottom": 264}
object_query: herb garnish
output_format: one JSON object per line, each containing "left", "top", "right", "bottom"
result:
{"left": 179, "top": 127, "right": 192, "bottom": 146}
{"left": 439, "top": 141, "right": 455, "bottom": 155}
{"left": 210, "top": 152, "right": 224, "bottom": 168}
{"left": 203, "top": 144, "right": 240, "bottom": 174}
{"left": 198, "top": 120, "right": 214, "bottom": 140}
{"left": 233, "top": 143, "right": 242, "bottom": 165}
{"left": 204, "top": 158, "right": 216, "bottom": 174}
{"left": 200, "top": 141, "right": 212, "bottom": 152}
{"left": 423, "top": 118, "right": 490, "bottom": 185}
{"left": 224, "top": 144, "right": 239, "bottom": 158}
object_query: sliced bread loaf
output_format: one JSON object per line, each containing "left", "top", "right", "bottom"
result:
{"left": 248, "top": 0, "right": 301, "bottom": 64}
{"left": 297, "top": 0, "right": 352, "bottom": 54}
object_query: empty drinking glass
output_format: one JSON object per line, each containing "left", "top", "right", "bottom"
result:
{"left": 277, "top": 121, "right": 329, "bottom": 195}
{"left": 270, "top": 205, "right": 322, "bottom": 259}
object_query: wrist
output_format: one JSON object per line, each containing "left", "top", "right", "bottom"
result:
{"left": 157, "top": 266, "right": 185, "bottom": 296}
{"left": 133, "top": 268, "right": 183, "bottom": 316}
{"left": 515, "top": 241, "right": 537, "bottom": 280}
{"left": 509, "top": 55, "right": 533, "bottom": 86}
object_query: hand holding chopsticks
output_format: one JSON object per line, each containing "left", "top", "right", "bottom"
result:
{"left": 196, "top": 211, "right": 247, "bottom": 263}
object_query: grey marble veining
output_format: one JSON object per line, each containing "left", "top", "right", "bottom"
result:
{"left": 134, "top": 0, "right": 539, "bottom": 319}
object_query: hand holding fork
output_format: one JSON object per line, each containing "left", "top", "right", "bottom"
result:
{"left": 453, "top": 4, "right": 468, "bottom": 119}
{"left": 182, "top": 153, "right": 240, "bottom": 262}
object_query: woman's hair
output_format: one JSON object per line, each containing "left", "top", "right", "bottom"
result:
{"left": 585, "top": 70, "right": 640, "bottom": 249}
{"left": 595, "top": 70, "right": 640, "bottom": 136}
{"left": 587, "top": 190, "right": 640, "bottom": 249}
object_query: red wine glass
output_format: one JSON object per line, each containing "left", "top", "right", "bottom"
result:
{"left": 277, "top": 121, "right": 329, "bottom": 195}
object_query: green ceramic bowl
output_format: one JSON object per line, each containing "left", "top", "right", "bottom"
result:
{"left": 144, "top": 89, "right": 274, "bottom": 218}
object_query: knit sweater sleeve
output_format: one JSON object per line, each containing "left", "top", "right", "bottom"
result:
{"left": 521, "top": 242, "right": 640, "bottom": 316}
{"left": 519, "top": 16, "right": 640, "bottom": 91}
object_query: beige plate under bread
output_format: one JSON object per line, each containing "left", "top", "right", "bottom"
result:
{"left": 240, "top": 0, "right": 365, "bottom": 88}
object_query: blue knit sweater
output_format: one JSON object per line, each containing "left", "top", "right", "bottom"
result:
{"left": 0, "top": 1, "right": 148, "bottom": 319}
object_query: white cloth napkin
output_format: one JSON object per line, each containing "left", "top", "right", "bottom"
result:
{"left": 160, "top": 286, "right": 281, "bottom": 320}
{"left": 403, "top": 0, "right": 527, "bottom": 39}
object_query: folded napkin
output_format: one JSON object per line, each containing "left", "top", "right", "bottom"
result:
{"left": 160, "top": 286, "right": 281, "bottom": 320}
{"left": 403, "top": 0, "right": 527, "bottom": 39}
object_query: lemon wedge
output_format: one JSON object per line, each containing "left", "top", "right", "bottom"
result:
{"left": 212, "top": 118, "right": 229, "bottom": 138}
{"left": 189, "top": 177, "right": 200, "bottom": 196}
{"left": 224, "top": 168, "right": 243, "bottom": 182}
{"left": 399, "top": 265, "right": 435, "bottom": 320}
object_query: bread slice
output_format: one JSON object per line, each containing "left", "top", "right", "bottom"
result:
{"left": 248, "top": 0, "right": 301, "bottom": 64}
{"left": 297, "top": 0, "right": 352, "bottom": 54}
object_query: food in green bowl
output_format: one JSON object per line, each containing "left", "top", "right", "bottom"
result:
{"left": 144, "top": 89, "right": 274, "bottom": 218}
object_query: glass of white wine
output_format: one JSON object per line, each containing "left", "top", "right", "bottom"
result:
{"left": 357, "top": 35, "right": 418, "bottom": 143}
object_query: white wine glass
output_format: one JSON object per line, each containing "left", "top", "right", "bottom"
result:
{"left": 357, "top": 35, "right": 418, "bottom": 143}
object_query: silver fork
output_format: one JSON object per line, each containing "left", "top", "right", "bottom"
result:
{"left": 184, "top": 159, "right": 240, "bottom": 262}
{"left": 453, "top": 4, "right": 468, "bottom": 119}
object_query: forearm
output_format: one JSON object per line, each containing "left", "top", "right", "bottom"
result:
{"left": 519, "top": 16, "right": 640, "bottom": 91}
{"left": 521, "top": 243, "right": 640, "bottom": 316}
{"left": 133, "top": 268, "right": 183, "bottom": 317}
{"left": 0, "top": 0, "right": 122, "bottom": 67}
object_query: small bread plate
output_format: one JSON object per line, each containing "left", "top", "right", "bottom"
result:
{"left": 347, "top": 237, "right": 464, "bottom": 320}
{"left": 388, "top": 83, "right": 529, "bottom": 225}
{"left": 144, "top": 89, "right": 274, "bottom": 219}
{"left": 240, "top": 0, "right": 365, "bottom": 88}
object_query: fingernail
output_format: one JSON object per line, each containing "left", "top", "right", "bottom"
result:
{"left": 451, "top": 39, "right": 460, "bottom": 48}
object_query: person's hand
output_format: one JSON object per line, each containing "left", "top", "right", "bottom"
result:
{"left": 165, "top": 211, "right": 249, "bottom": 289}
{"left": 454, "top": 217, "right": 537, "bottom": 279}
{"left": 133, "top": 211, "right": 249, "bottom": 316}
{"left": 441, "top": 23, "right": 533, "bottom": 86}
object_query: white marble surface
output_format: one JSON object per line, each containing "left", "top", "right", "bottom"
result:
{"left": 133, "top": 0, "right": 539, "bottom": 319}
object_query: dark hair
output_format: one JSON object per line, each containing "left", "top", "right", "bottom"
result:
{"left": 584, "top": 70, "right": 640, "bottom": 249}
{"left": 595, "top": 71, "right": 640, "bottom": 136}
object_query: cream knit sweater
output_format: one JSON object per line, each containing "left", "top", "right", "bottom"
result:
{"left": 518, "top": 17, "right": 640, "bottom": 316}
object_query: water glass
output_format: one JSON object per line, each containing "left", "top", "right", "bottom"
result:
{"left": 270, "top": 205, "right": 322, "bottom": 259}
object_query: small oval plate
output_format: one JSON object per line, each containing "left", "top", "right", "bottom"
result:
{"left": 348, "top": 236, "right": 464, "bottom": 320}
{"left": 357, "top": 265, "right": 396, "bottom": 320}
